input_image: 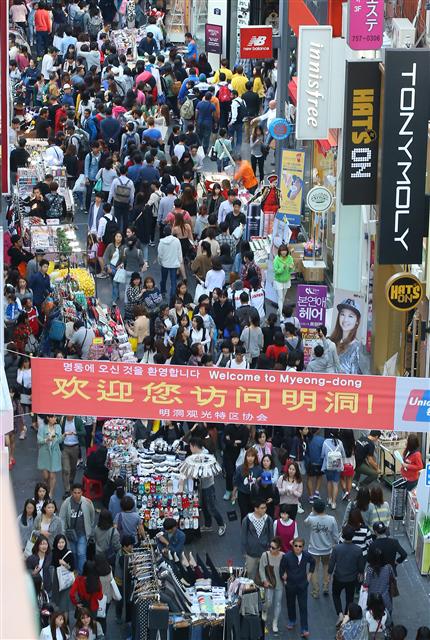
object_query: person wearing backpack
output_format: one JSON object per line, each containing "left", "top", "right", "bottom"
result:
{"left": 195, "top": 92, "right": 216, "bottom": 154}
{"left": 321, "top": 430, "right": 346, "bottom": 510}
{"left": 229, "top": 90, "right": 246, "bottom": 152}
{"left": 180, "top": 84, "right": 197, "bottom": 130}
{"left": 217, "top": 72, "right": 232, "bottom": 129}
{"left": 108, "top": 165, "right": 135, "bottom": 233}
{"left": 45, "top": 182, "right": 67, "bottom": 220}
{"left": 83, "top": 142, "right": 101, "bottom": 211}
{"left": 96, "top": 204, "right": 119, "bottom": 277}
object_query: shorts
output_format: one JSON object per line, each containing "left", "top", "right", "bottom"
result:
{"left": 306, "top": 463, "right": 323, "bottom": 477}
{"left": 325, "top": 470, "right": 341, "bottom": 482}
{"left": 97, "top": 241, "right": 106, "bottom": 257}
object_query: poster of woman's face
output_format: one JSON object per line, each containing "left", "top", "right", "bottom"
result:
{"left": 330, "top": 289, "right": 365, "bottom": 345}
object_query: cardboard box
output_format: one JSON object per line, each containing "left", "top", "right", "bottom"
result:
{"left": 301, "top": 259, "right": 326, "bottom": 282}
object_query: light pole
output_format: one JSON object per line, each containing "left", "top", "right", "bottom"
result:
{"left": 275, "top": 0, "right": 290, "bottom": 177}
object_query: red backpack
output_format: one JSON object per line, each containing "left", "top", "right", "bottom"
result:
{"left": 218, "top": 84, "right": 232, "bottom": 103}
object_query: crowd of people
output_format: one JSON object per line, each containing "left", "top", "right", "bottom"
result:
{"left": 4, "top": 0, "right": 429, "bottom": 639}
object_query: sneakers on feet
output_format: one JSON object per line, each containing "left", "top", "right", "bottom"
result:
{"left": 301, "top": 632, "right": 310, "bottom": 638}
{"left": 272, "top": 622, "right": 279, "bottom": 634}
{"left": 287, "top": 623, "right": 296, "bottom": 630}
{"left": 308, "top": 495, "right": 314, "bottom": 504}
{"left": 331, "top": 501, "right": 336, "bottom": 510}
{"left": 336, "top": 613, "right": 344, "bottom": 628}
{"left": 261, "top": 610, "right": 267, "bottom": 622}
{"left": 342, "top": 491, "right": 350, "bottom": 501}
{"left": 218, "top": 524, "right": 226, "bottom": 536}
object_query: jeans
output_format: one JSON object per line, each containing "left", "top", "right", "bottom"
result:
{"left": 36, "top": 31, "right": 49, "bottom": 57}
{"left": 232, "top": 252, "right": 243, "bottom": 274}
{"left": 228, "top": 121, "right": 243, "bottom": 151}
{"left": 198, "top": 121, "right": 212, "bottom": 154}
{"left": 85, "top": 180, "right": 95, "bottom": 211}
{"left": 160, "top": 266, "right": 177, "bottom": 299}
{"left": 310, "top": 554, "right": 330, "bottom": 596}
{"left": 353, "top": 462, "right": 378, "bottom": 486}
{"left": 219, "top": 102, "right": 230, "bottom": 128}
{"left": 264, "top": 587, "right": 283, "bottom": 626}
{"left": 217, "top": 157, "right": 229, "bottom": 172}
{"left": 114, "top": 202, "right": 130, "bottom": 234}
{"left": 150, "top": 217, "right": 157, "bottom": 243}
{"left": 332, "top": 578, "right": 357, "bottom": 615}
{"left": 285, "top": 583, "right": 309, "bottom": 631}
{"left": 202, "top": 485, "right": 224, "bottom": 527}
{"left": 111, "top": 275, "right": 120, "bottom": 303}
{"left": 69, "top": 535, "right": 87, "bottom": 575}
{"left": 251, "top": 154, "right": 264, "bottom": 182}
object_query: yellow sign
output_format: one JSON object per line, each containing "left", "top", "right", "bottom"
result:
{"left": 279, "top": 150, "right": 305, "bottom": 226}
{"left": 92, "top": 337, "right": 104, "bottom": 345}
{"left": 385, "top": 273, "right": 424, "bottom": 311}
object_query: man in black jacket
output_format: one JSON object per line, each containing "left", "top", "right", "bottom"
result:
{"left": 328, "top": 525, "right": 365, "bottom": 627}
{"left": 369, "top": 522, "right": 407, "bottom": 574}
{"left": 280, "top": 537, "right": 315, "bottom": 637}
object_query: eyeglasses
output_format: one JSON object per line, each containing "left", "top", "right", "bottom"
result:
{"left": 270, "top": 545, "right": 279, "bottom": 550}
{"left": 293, "top": 544, "right": 303, "bottom": 548}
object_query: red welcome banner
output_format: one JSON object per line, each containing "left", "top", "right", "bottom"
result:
{"left": 32, "top": 359, "right": 397, "bottom": 430}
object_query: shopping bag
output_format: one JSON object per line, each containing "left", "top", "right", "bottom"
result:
{"left": 193, "top": 282, "right": 209, "bottom": 305}
{"left": 57, "top": 565, "right": 75, "bottom": 591}
{"left": 24, "top": 530, "right": 38, "bottom": 558}
{"left": 235, "top": 448, "right": 246, "bottom": 468}
{"left": 97, "top": 594, "right": 107, "bottom": 618}
{"left": 113, "top": 267, "right": 128, "bottom": 284}
{"left": 358, "top": 585, "right": 368, "bottom": 611}
{"left": 110, "top": 577, "right": 122, "bottom": 601}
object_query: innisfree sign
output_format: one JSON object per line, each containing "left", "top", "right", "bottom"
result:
{"left": 306, "top": 186, "right": 333, "bottom": 212}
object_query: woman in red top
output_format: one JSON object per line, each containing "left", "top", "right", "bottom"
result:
{"left": 34, "top": 1, "right": 52, "bottom": 58}
{"left": 70, "top": 561, "right": 103, "bottom": 615}
{"left": 401, "top": 434, "right": 424, "bottom": 491}
{"left": 266, "top": 332, "right": 287, "bottom": 363}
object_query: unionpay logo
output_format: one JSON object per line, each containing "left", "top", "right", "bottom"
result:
{"left": 402, "top": 389, "right": 430, "bottom": 422}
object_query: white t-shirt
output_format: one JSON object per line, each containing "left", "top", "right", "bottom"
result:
{"left": 250, "top": 288, "right": 265, "bottom": 319}
{"left": 227, "top": 358, "right": 249, "bottom": 369}
{"left": 204, "top": 269, "right": 225, "bottom": 292}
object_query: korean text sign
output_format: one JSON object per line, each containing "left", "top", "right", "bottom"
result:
{"left": 348, "top": 0, "right": 384, "bottom": 50}
{"left": 279, "top": 150, "right": 305, "bottom": 226}
{"left": 32, "top": 358, "right": 398, "bottom": 430}
{"left": 296, "top": 284, "right": 328, "bottom": 328}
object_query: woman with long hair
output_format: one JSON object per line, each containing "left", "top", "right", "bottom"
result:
{"left": 369, "top": 485, "right": 391, "bottom": 530}
{"left": 37, "top": 416, "right": 62, "bottom": 496}
{"left": 250, "top": 125, "right": 265, "bottom": 182}
{"left": 34, "top": 482, "right": 50, "bottom": 515}
{"left": 321, "top": 429, "right": 346, "bottom": 510}
{"left": 39, "top": 611, "right": 69, "bottom": 640}
{"left": 339, "top": 429, "right": 355, "bottom": 502}
{"left": 180, "top": 186, "right": 198, "bottom": 218}
{"left": 273, "top": 245, "right": 294, "bottom": 315}
{"left": 170, "top": 326, "right": 191, "bottom": 365}
{"left": 365, "top": 593, "right": 391, "bottom": 639}
{"left": 64, "top": 144, "right": 79, "bottom": 189}
{"left": 17, "top": 498, "right": 37, "bottom": 550}
{"left": 70, "top": 561, "right": 103, "bottom": 617}
{"left": 329, "top": 299, "right": 362, "bottom": 374}
{"left": 103, "top": 231, "right": 126, "bottom": 304}
{"left": 51, "top": 534, "right": 75, "bottom": 611}
{"left": 124, "top": 272, "right": 145, "bottom": 322}
{"left": 232, "top": 447, "right": 262, "bottom": 520}
{"left": 26, "top": 534, "right": 52, "bottom": 593}
{"left": 401, "top": 433, "right": 423, "bottom": 491}
{"left": 343, "top": 486, "right": 372, "bottom": 529}
{"left": 206, "top": 183, "right": 225, "bottom": 217}
{"left": 343, "top": 507, "right": 372, "bottom": 557}
{"left": 365, "top": 547, "right": 394, "bottom": 614}
{"left": 277, "top": 461, "right": 303, "bottom": 520}
{"left": 191, "top": 240, "right": 212, "bottom": 283}
{"left": 17, "top": 355, "right": 37, "bottom": 431}
{"left": 261, "top": 454, "right": 279, "bottom": 484}
{"left": 70, "top": 607, "right": 103, "bottom": 639}
{"left": 94, "top": 508, "right": 121, "bottom": 561}
{"left": 172, "top": 211, "right": 194, "bottom": 263}
{"left": 258, "top": 536, "right": 284, "bottom": 634}
{"left": 254, "top": 429, "right": 273, "bottom": 463}
{"left": 34, "top": 499, "right": 63, "bottom": 542}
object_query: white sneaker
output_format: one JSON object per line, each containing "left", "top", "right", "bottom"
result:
{"left": 336, "top": 613, "right": 344, "bottom": 627}
{"left": 261, "top": 610, "right": 267, "bottom": 622}
{"left": 218, "top": 524, "right": 226, "bottom": 536}
{"left": 331, "top": 501, "right": 336, "bottom": 510}
{"left": 272, "top": 621, "right": 279, "bottom": 634}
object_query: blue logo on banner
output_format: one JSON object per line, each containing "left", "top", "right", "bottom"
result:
{"left": 269, "top": 118, "right": 292, "bottom": 141}
{"left": 426, "top": 464, "right": 430, "bottom": 487}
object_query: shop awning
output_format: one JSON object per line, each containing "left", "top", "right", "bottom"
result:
{"left": 317, "top": 130, "right": 338, "bottom": 156}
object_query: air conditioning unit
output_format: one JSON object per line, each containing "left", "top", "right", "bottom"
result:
{"left": 392, "top": 18, "right": 415, "bottom": 47}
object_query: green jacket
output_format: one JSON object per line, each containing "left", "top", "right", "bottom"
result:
{"left": 60, "top": 416, "right": 86, "bottom": 447}
{"left": 273, "top": 254, "right": 294, "bottom": 283}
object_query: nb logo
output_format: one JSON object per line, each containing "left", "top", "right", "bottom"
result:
{"left": 248, "top": 36, "right": 267, "bottom": 46}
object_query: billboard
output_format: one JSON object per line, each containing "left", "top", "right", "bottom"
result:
{"left": 342, "top": 61, "right": 381, "bottom": 205}
{"left": 240, "top": 26, "right": 273, "bottom": 59}
{"left": 379, "top": 49, "right": 430, "bottom": 265}
{"left": 205, "top": 24, "right": 223, "bottom": 54}
{"left": 296, "top": 26, "right": 332, "bottom": 140}
{"left": 348, "top": 0, "right": 384, "bottom": 51}
{"left": 279, "top": 149, "right": 305, "bottom": 226}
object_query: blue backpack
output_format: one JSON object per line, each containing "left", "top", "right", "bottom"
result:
{"left": 49, "top": 319, "right": 66, "bottom": 342}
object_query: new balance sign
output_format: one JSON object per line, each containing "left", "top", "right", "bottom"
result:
{"left": 240, "top": 26, "right": 273, "bottom": 59}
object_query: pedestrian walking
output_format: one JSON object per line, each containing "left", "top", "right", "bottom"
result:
{"left": 222, "top": 423, "right": 249, "bottom": 501}
{"left": 280, "top": 537, "right": 315, "bottom": 637}
{"left": 274, "top": 504, "right": 298, "bottom": 552}
{"left": 369, "top": 522, "right": 407, "bottom": 573}
{"left": 241, "top": 499, "right": 273, "bottom": 580}
{"left": 189, "top": 437, "right": 226, "bottom": 536}
{"left": 321, "top": 430, "right": 346, "bottom": 510}
{"left": 259, "top": 536, "right": 284, "bottom": 634}
{"left": 328, "top": 525, "right": 365, "bottom": 627}
{"left": 304, "top": 498, "right": 338, "bottom": 599}
{"left": 37, "top": 415, "right": 62, "bottom": 497}
{"left": 60, "top": 415, "right": 86, "bottom": 499}
{"left": 277, "top": 461, "right": 303, "bottom": 520}
{"left": 59, "top": 483, "right": 95, "bottom": 575}
{"left": 232, "top": 447, "right": 262, "bottom": 520}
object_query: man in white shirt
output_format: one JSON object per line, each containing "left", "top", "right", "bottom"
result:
{"left": 44, "top": 137, "right": 64, "bottom": 167}
{"left": 96, "top": 204, "right": 117, "bottom": 276}
{"left": 41, "top": 48, "right": 59, "bottom": 81}
{"left": 173, "top": 137, "right": 187, "bottom": 161}
{"left": 251, "top": 99, "right": 277, "bottom": 144}
{"left": 314, "top": 325, "right": 341, "bottom": 373}
{"left": 226, "top": 346, "right": 249, "bottom": 369}
{"left": 217, "top": 190, "right": 236, "bottom": 225}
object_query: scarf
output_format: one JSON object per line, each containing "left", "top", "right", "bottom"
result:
{"left": 248, "top": 513, "right": 268, "bottom": 538}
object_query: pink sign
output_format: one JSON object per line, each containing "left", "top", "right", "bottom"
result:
{"left": 348, "top": 0, "right": 384, "bottom": 50}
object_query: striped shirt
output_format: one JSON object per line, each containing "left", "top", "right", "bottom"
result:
{"left": 341, "top": 526, "right": 372, "bottom": 557}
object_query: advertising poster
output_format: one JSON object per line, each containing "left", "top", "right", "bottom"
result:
{"left": 348, "top": 0, "right": 384, "bottom": 50}
{"left": 239, "top": 26, "right": 273, "bottom": 59}
{"left": 279, "top": 150, "right": 305, "bottom": 226}
{"left": 330, "top": 289, "right": 365, "bottom": 375}
{"left": 295, "top": 284, "right": 328, "bottom": 365}
{"left": 205, "top": 24, "right": 223, "bottom": 54}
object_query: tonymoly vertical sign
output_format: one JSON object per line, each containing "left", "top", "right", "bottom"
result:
{"left": 379, "top": 49, "right": 430, "bottom": 265}
{"left": 296, "top": 26, "right": 332, "bottom": 140}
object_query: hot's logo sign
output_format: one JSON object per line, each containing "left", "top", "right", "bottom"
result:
{"left": 385, "top": 272, "right": 424, "bottom": 311}
{"left": 350, "top": 88, "right": 376, "bottom": 178}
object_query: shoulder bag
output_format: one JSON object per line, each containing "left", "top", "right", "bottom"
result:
{"left": 65, "top": 502, "right": 81, "bottom": 543}
{"left": 113, "top": 265, "right": 128, "bottom": 284}
{"left": 57, "top": 552, "right": 75, "bottom": 591}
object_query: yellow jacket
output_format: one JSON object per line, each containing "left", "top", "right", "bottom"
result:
{"left": 252, "top": 76, "right": 265, "bottom": 98}
{"left": 231, "top": 74, "right": 248, "bottom": 96}
{"left": 213, "top": 66, "right": 233, "bottom": 83}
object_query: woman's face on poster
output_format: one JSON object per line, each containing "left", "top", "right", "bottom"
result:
{"left": 339, "top": 309, "right": 359, "bottom": 333}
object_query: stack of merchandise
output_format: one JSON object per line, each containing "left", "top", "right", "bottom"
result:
{"left": 103, "top": 418, "right": 135, "bottom": 448}
{"left": 103, "top": 418, "right": 138, "bottom": 478}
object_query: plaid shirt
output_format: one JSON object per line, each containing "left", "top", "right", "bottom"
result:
{"left": 216, "top": 232, "right": 237, "bottom": 257}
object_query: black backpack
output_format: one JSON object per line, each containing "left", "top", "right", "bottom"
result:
{"left": 102, "top": 216, "right": 120, "bottom": 244}
{"left": 235, "top": 98, "right": 246, "bottom": 123}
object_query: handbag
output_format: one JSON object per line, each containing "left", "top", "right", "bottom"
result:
{"left": 209, "top": 146, "right": 217, "bottom": 161}
{"left": 66, "top": 503, "right": 81, "bottom": 543}
{"left": 97, "top": 594, "right": 107, "bottom": 618}
{"left": 193, "top": 282, "right": 209, "bottom": 305}
{"left": 110, "top": 577, "right": 122, "bottom": 601}
{"left": 358, "top": 585, "right": 368, "bottom": 611}
{"left": 235, "top": 448, "right": 246, "bottom": 468}
{"left": 24, "top": 530, "right": 38, "bottom": 558}
{"left": 263, "top": 552, "right": 276, "bottom": 589}
{"left": 113, "top": 266, "right": 128, "bottom": 284}
{"left": 94, "top": 175, "right": 103, "bottom": 193}
{"left": 389, "top": 571, "right": 399, "bottom": 598}
{"left": 57, "top": 564, "right": 74, "bottom": 591}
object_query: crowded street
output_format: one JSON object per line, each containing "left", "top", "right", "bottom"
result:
{"left": 1, "top": 0, "right": 430, "bottom": 639}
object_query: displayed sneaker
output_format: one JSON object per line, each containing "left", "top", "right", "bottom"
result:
{"left": 223, "top": 491, "right": 231, "bottom": 501}
{"left": 218, "top": 524, "right": 226, "bottom": 536}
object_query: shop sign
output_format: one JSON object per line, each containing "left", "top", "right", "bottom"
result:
{"left": 296, "top": 26, "right": 332, "bottom": 140}
{"left": 31, "top": 358, "right": 430, "bottom": 432}
{"left": 379, "top": 49, "right": 430, "bottom": 265}
{"left": 205, "top": 24, "right": 223, "bottom": 54}
{"left": 385, "top": 272, "right": 424, "bottom": 311}
{"left": 306, "top": 186, "right": 333, "bottom": 212}
{"left": 296, "top": 284, "right": 328, "bottom": 328}
{"left": 279, "top": 149, "right": 305, "bottom": 226}
{"left": 426, "top": 464, "right": 430, "bottom": 487}
{"left": 240, "top": 26, "right": 273, "bottom": 59}
{"left": 341, "top": 61, "right": 381, "bottom": 205}
{"left": 348, "top": 0, "right": 384, "bottom": 50}
{"left": 269, "top": 118, "right": 292, "bottom": 140}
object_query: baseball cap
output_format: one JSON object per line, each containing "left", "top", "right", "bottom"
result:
{"left": 63, "top": 83, "right": 71, "bottom": 89}
{"left": 373, "top": 521, "right": 387, "bottom": 535}
{"left": 260, "top": 471, "right": 272, "bottom": 485}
